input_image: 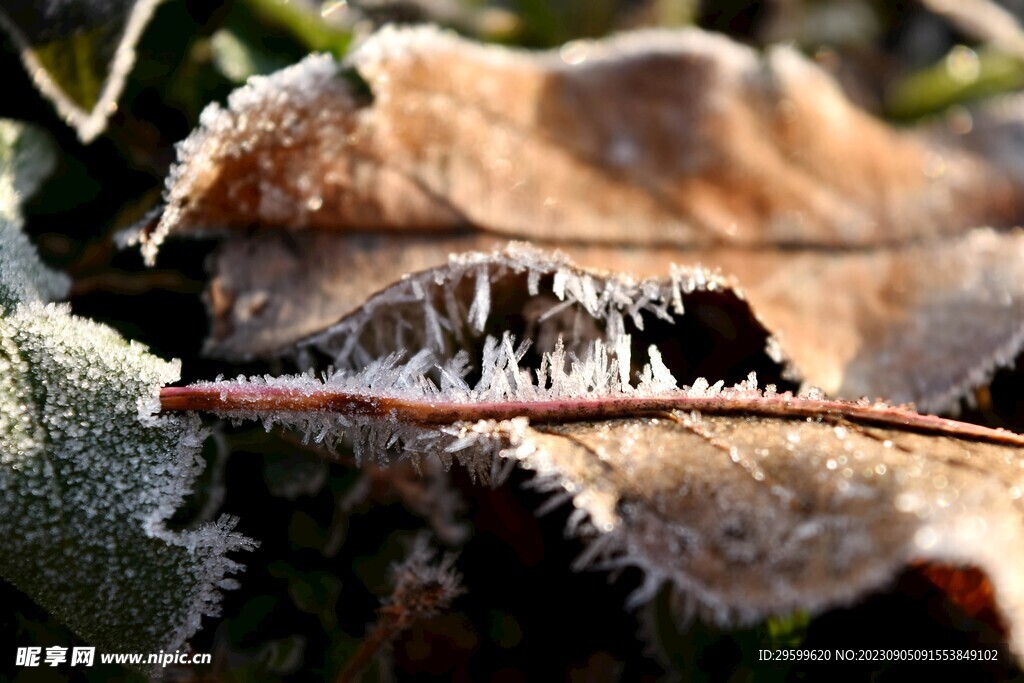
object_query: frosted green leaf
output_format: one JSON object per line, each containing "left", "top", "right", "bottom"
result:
{"left": 0, "top": 304, "right": 256, "bottom": 662}
{"left": 0, "top": 0, "right": 161, "bottom": 142}
{"left": 0, "top": 120, "right": 68, "bottom": 309}
{"left": 0, "top": 119, "right": 255, "bottom": 670}
{"left": 0, "top": 119, "right": 58, "bottom": 200}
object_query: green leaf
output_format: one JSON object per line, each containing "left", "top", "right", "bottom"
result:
{"left": 0, "top": 120, "right": 67, "bottom": 310}
{"left": 0, "top": 0, "right": 162, "bottom": 142}
{"left": 0, "top": 120, "right": 255, "bottom": 671}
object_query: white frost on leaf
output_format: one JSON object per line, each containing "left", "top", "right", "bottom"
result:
{"left": 0, "top": 120, "right": 255, "bottom": 672}
{"left": 0, "top": 304, "right": 256, "bottom": 662}
{"left": 293, "top": 242, "right": 764, "bottom": 374}
{"left": 195, "top": 330, "right": 1024, "bottom": 663}
{"left": 0, "top": 120, "right": 68, "bottom": 308}
{"left": 196, "top": 330, "right": 759, "bottom": 476}
{"left": 134, "top": 52, "right": 359, "bottom": 264}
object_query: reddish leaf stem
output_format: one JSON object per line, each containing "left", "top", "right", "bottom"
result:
{"left": 159, "top": 384, "right": 1024, "bottom": 446}
{"left": 334, "top": 605, "right": 403, "bottom": 683}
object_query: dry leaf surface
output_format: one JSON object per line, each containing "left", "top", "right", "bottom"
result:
{"left": 206, "top": 229, "right": 1024, "bottom": 413}
{"left": 143, "top": 25, "right": 1024, "bottom": 411}
{"left": 143, "top": 26, "right": 1024, "bottom": 252}
{"left": 161, "top": 251, "right": 1024, "bottom": 661}
{"left": 138, "top": 25, "right": 1024, "bottom": 662}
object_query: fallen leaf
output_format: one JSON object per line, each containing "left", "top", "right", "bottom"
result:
{"left": 205, "top": 227, "right": 1024, "bottom": 413}
{"left": 141, "top": 26, "right": 1024, "bottom": 253}
{"left": 160, "top": 258, "right": 1024, "bottom": 659}
{"left": 139, "top": 25, "right": 1024, "bottom": 410}
{"left": 0, "top": 0, "right": 161, "bottom": 142}
{"left": 276, "top": 244, "right": 791, "bottom": 396}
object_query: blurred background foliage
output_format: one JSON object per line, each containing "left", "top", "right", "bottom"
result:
{"left": 2, "top": 1, "right": 1024, "bottom": 680}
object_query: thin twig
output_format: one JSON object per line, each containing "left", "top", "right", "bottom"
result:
{"left": 334, "top": 607, "right": 404, "bottom": 683}
{"left": 335, "top": 536, "right": 462, "bottom": 683}
{"left": 159, "top": 384, "right": 1024, "bottom": 446}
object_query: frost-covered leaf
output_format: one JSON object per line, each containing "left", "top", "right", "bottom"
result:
{"left": 512, "top": 405, "right": 1024, "bottom": 644}
{"left": 0, "top": 120, "right": 68, "bottom": 308}
{"left": 0, "top": 0, "right": 161, "bottom": 142}
{"left": 162, "top": 311, "right": 1024, "bottom": 662}
{"left": 0, "top": 120, "right": 255, "bottom": 670}
{"left": 0, "top": 304, "right": 255, "bottom": 665}
{"left": 269, "top": 243, "right": 788, "bottom": 391}
{"left": 140, "top": 25, "right": 1024, "bottom": 411}
{"left": 167, "top": 242, "right": 788, "bottom": 471}
{"left": 662, "top": 230, "right": 1024, "bottom": 413}
{"left": 138, "top": 25, "right": 1024, "bottom": 257}
{"left": 0, "top": 119, "right": 58, "bottom": 199}
{"left": 204, "top": 227, "right": 1024, "bottom": 413}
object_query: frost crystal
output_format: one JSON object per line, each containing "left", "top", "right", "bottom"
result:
{"left": 0, "top": 121, "right": 254, "bottom": 672}
{"left": 385, "top": 533, "right": 464, "bottom": 618}
{"left": 294, "top": 242, "right": 753, "bottom": 375}
{"left": 198, "top": 329, "right": 737, "bottom": 477}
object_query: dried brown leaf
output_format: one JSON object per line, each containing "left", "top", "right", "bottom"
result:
{"left": 140, "top": 24, "right": 1024, "bottom": 662}
{"left": 161, "top": 282, "right": 1024, "bottom": 661}
{"left": 141, "top": 25, "right": 1024, "bottom": 410}
{"left": 206, "top": 228, "right": 1024, "bottom": 412}
{"left": 514, "top": 410, "right": 1024, "bottom": 643}
{"left": 140, "top": 25, "right": 1024, "bottom": 256}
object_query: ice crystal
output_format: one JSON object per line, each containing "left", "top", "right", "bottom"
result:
{"left": 385, "top": 533, "right": 464, "bottom": 619}
{"left": 197, "top": 328, "right": 754, "bottom": 479}
{"left": 294, "top": 242, "right": 758, "bottom": 374}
